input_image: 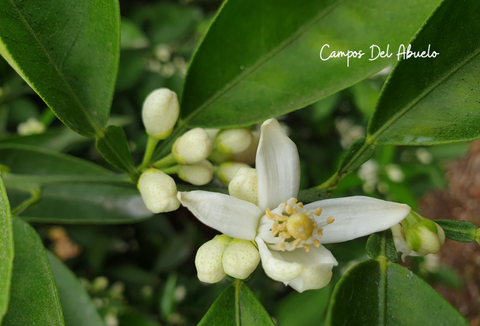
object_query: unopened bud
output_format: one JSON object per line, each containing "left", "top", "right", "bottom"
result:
{"left": 172, "top": 128, "right": 213, "bottom": 165}
{"left": 233, "top": 131, "right": 260, "bottom": 164}
{"left": 392, "top": 212, "right": 445, "bottom": 259}
{"left": 222, "top": 239, "right": 260, "bottom": 280}
{"left": 142, "top": 88, "right": 179, "bottom": 140}
{"left": 228, "top": 167, "right": 258, "bottom": 205}
{"left": 216, "top": 162, "right": 250, "bottom": 186}
{"left": 195, "top": 235, "right": 232, "bottom": 283}
{"left": 17, "top": 118, "right": 45, "bottom": 135}
{"left": 91, "top": 276, "right": 109, "bottom": 292}
{"left": 138, "top": 169, "right": 180, "bottom": 213}
{"left": 178, "top": 160, "right": 214, "bottom": 186}
{"left": 215, "top": 128, "right": 253, "bottom": 154}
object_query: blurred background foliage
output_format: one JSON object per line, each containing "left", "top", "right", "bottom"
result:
{"left": 0, "top": 0, "right": 477, "bottom": 325}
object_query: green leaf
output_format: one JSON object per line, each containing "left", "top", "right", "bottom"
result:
{"left": 198, "top": 280, "right": 275, "bottom": 326}
{"left": 47, "top": 251, "right": 106, "bottom": 326}
{"left": 180, "top": 0, "right": 439, "bottom": 129}
{"left": 276, "top": 284, "right": 331, "bottom": 326}
{"left": 366, "top": 230, "right": 397, "bottom": 263}
{"left": 368, "top": 0, "right": 480, "bottom": 145}
{"left": 0, "top": 176, "right": 14, "bottom": 323}
{"left": 121, "top": 19, "right": 149, "bottom": 50}
{"left": 0, "top": 129, "right": 87, "bottom": 152}
{"left": 7, "top": 184, "right": 151, "bottom": 224}
{"left": 0, "top": 0, "right": 120, "bottom": 137}
{"left": 95, "top": 125, "right": 137, "bottom": 177}
{"left": 3, "top": 217, "right": 64, "bottom": 326}
{"left": 434, "top": 219, "right": 478, "bottom": 243}
{"left": 326, "top": 260, "right": 469, "bottom": 325}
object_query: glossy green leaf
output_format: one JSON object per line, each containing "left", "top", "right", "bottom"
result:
{"left": 0, "top": 129, "right": 86, "bottom": 152}
{"left": 0, "top": 176, "right": 14, "bottom": 323}
{"left": 434, "top": 219, "right": 478, "bottom": 243}
{"left": 326, "top": 260, "right": 469, "bottom": 325}
{"left": 7, "top": 185, "right": 151, "bottom": 224}
{"left": 180, "top": 0, "right": 439, "bottom": 129}
{"left": 0, "top": 0, "right": 120, "bottom": 137}
{"left": 47, "top": 251, "right": 106, "bottom": 326}
{"left": 366, "top": 230, "right": 397, "bottom": 263}
{"left": 368, "top": 0, "right": 480, "bottom": 145}
{"left": 276, "top": 284, "right": 331, "bottom": 326}
{"left": 3, "top": 217, "right": 64, "bottom": 326}
{"left": 198, "top": 280, "right": 275, "bottom": 326}
{"left": 95, "top": 125, "right": 137, "bottom": 177}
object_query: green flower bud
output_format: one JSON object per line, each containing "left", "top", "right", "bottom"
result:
{"left": 178, "top": 160, "right": 214, "bottom": 186}
{"left": 216, "top": 162, "right": 250, "bottom": 186}
{"left": 138, "top": 169, "right": 180, "bottom": 213}
{"left": 142, "top": 88, "right": 179, "bottom": 140}
{"left": 222, "top": 239, "right": 260, "bottom": 280}
{"left": 195, "top": 235, "right": 232, "bottom": 284}
{"left": 172, "top": 128, "right": 214, "bottom": 165}
{"left": 215, "top": 128, "right": 253, "bottom": 154}
{"left": 228, "top": 167, "right": 258, "bottom": 205}
{"left": 395, "top": 212, "right": 445, "bottom": 257}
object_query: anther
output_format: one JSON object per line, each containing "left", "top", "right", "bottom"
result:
{"left": 298, "top": 202, "right": 304, "bottom": 208}
{"left": 327, "top": 216, "right": 335, "bottom": 224}
{"left": 315, "top": 208, "right": 322, "bottom": 216}
{"left": 278, "top": 243, "right": 286, "bottom": 249}
{"left": 303, "top": 244, "right": 310, "bottom": 252}
{"left": 278, "top": 224, "right": 286, "bottom": 231}
{"left": 313, "top": 239, "right": 320, "bottom": 248}
{"left": 266, "top": 208, "right": 274, "bottom": 220}
{"left": 274, "top": 214, "right": 288, "bottom": 222}
{"left": 279, "top": 231, "right": 291, "bottom": 239}
{"left": 282, "top": 201, "right": 287, "bottom": 206}
{"left": 291, "top": 198, "right": 298, "bottom": 204}
{"left": 292, "top": 239, "right": 302, "bottom": 248}
{"left": 286, "top": 205, "right": 293, "bottom": 214}
{"left": 317, "top": 229, "right": 323, "bottom": 238}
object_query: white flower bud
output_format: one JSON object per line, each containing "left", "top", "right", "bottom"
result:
{"left": 138, "top": 169, "right": 180, "bottom": 213}
{"left": 228, "top": 167, "right": 258, "bottom": 205}
{"left": 172, "top": 128, "right": 214, "bottom": 165}
{"left": 178, "top": 160, "right": 214, "bottom": 186}
{"left": 216, "top": 162, "right": 251, "bottom": 186}
{"left": 222, "top": 239, "right": 260, "bottom": 280}
{"left": 215, "top": 128, "right": 253, "bottom": 154}
{"left": 195, "top": 235, "right": 232, "bottom": 284}
{"left": 142, "top": 88, "right": 179, "bottom": 140}
{"left": 17, "top": 118, "right": 45, "bottom": 135}
{"left": 233, "top": 131, "right": 260, "bottom": 164}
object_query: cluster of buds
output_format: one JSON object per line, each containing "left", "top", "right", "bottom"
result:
{"left": 195, "top": 235, "right": 261, "bottom": 283}
{"left": 391, "top": 211, "right": 445, "bottom": 260}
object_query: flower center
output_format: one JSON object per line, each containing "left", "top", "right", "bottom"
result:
{"left": 265, "top": 198, "right": 335, "bottom": 252}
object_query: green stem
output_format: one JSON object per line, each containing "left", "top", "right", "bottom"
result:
{"left": 140, "top": 136, "right": 160, "bottom": 170}
{"left": 153, "top": 153, "right": 177, "bottom": 169}
{"left": 39, "top": 108, "right": 56, "bottom": 127}
{"left": 159, "top": 165, "right": 179, "bottom": 175}
{"left": 12, "top": 189, "right": 42, "bottom": 215}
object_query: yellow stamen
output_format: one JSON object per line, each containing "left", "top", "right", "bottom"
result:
{"left": 286, "top": 205, "right": 293, "bottom": 214}
{"left": 274, "top": 214, "right": 288, "bottom": 222}
{"left": 282, "top": 201, "right": 287, "bottom": 206}
{"left": 278, "top": 243, "right": 286, "bottom": 249}
{"left": 298, "top": 202, "right": 304, "bottom": 208}
{"left": 313, "top": 239, "right": 320, "bottom": 248}
{"left": 271, "top": 228, "right": 279, "bottom": 236}
{"left": 315, "top": 208, "right": 322, "bottom": 216}
{"left": 292, "top": 239, "right": 302, "bottom": 248}
{"left": 291, "top": 198, "right": 298, "bottom": 204}
{"left": 327, "top": 216, "right": 335, "bottom": 224}
{"left": 317, "top": 229, "right": 323, "bottom": 238}
{"left": 278, "top": 224, "right": 286, "bottom": 231}
{"left": 303, "top": 244, "right": 310, "bottom": 252}
{"left": 279, "top": 232, "right": 291, "bottom": 239}
{"left": 266, "top": 208, "right": 274, "bottom": 220}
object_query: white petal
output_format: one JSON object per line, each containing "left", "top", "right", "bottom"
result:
{"left": 305, "top": 196, "right": 411, "bottom": 244}
{"left": 256, "top": 237, "right": 302, "bottom": 282}
{"left": 256, "top": 119, "right": 300, "bottom": 211}
{"left": 178, "top": 191, "right": 262, "bottom": 240}
{"left": 288, "top": 264, "right": 333, "bottom": 293}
